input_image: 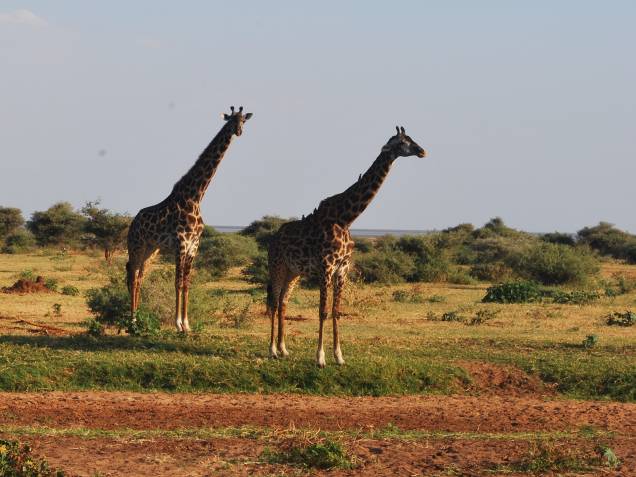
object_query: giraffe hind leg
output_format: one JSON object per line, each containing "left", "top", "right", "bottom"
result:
{"left": 277, "top": 274, "right": 300, "bottom": 357}
{"left": 268, "top": 265, "right": 286, "bottom": 359}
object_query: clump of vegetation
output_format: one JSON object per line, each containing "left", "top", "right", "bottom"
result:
{"left": 578, "top": 221, "right": 636, "bottom": 263}
{"left": 197, "top": 226, "right": 259, "bottom": 279}
{"left": 85, "top": 277, "right": 130, "bottom": 330}
{"left": 603, "top": 274, "right": 636, "bottom": 297}
{"left": 242, "top": 251, "right": 268, "bottom": 284}
{"left": 582, "top": 334, "right": 599, "bottom": 349}
{"left": 549, "top": 289, "right": 600, "bottom": 305}
{"left": 469, "top": 262, "right": 513, "bottom": 282}
{"left": 605, "top": 311, "right": 636, "bottom": 327}
{"left": 392, "top": 287, "right": 425, "bottom": 303}
{"left": 0, "top": 439, "right": 65, "bottom": 476}
{"left": 467, "top": 308, "right": 499, "bottom": 325}
{"left": 440, "top": 311, "right": 463, "bottom": 322}
{"left": 240, "top": 215, "right": 293, "bottom": 248}
{"left": 61, "top": 285, "right": 80, "bottom": 296}
{"left": 84, "top": 318, "right": 105, "bottom": 337}
{"left": 263, "top": 438, "right": 356, "bottom": 470}
{"left": 354, "top": 248, "right": 415, "bottom": 284}
{"left": 426, "top": 294, "right": 446, "bottom": 303}
{"left": 52, "top": 303, "right": 62, "bottom": 317}
{"left": 482, "top": 281, "right": 542, "bottom": 303}
{"left": 495, "top": 441, "right": 606, "bottom": 474}
{"left": 219, "top": 298, "right": 253, "bottom": 329}
{"left": 507, "top": 242, "right": 599, "bottom": 285}
{"left": 44, "top": 278, "right": 58, "bottom": 292}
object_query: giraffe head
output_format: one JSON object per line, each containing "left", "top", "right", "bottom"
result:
{"left": 381, "top": 126, "right": 426, "bottom": 158}
{"left": 222, "top": 106, "right": 253, "bottom": 136}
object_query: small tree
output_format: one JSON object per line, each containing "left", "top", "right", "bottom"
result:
{"left": 81, "top": 201, "right": 131, "bottom": 262}
{"left": 0, "top": 207, "right": 24, "bottom": 239}
{"left": 27, "top": 202, "right": 86, "bottom": 247}
{"left": 240, "top": 215, "right": 293, "bottom": 249}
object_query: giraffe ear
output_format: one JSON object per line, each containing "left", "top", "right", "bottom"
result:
{"left": 223, "top": 114, "right": 231, "bottom": 121}
{"left": 244, "top": 113, "right": 253, "bottom": 121}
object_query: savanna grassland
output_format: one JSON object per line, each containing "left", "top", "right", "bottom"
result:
{"left": 0, "top": 248, "right": 635, "bottom": 476}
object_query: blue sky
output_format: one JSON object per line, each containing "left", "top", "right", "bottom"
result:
{"left": 1, "top": 1, "right": 634, "bottom": 232}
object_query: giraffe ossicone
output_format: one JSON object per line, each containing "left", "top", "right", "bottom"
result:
{"left": 267, "top": 126, "right": 427, "bottom": 367}
{"left": 126, "top": 106, "right": 252, "bottom": 332}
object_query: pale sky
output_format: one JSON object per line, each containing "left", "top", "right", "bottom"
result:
{"left": 1, "top": 1, "right": 635, "bottom": 232}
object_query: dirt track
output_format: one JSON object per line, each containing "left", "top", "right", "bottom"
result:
{"left": 1, "top": 391, "right": 635, "bottom": 433}
{"left": 1, "top": 392, "right": 635, "bottom": 476}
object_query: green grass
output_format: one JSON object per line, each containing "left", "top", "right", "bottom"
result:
{"left": 262, "top": 439, "right": 356, "bottom": 470}
{"left": 0, "top": 333, "right": 634, "bottom": 400}
{"left": 1, "top": 424, "right": 617, "bottom": 443}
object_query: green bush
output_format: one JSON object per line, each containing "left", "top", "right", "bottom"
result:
{"left": 197, "top": 228, "right": 258, "bottom": 279}
{"left": 241, "top": 215, "right": 292, "bottom": 249}
{"left": 86, "top": 277, "right": 130, "bottom": 328}
{"left": 84, "top": 318, "right": 105, "bottom": 337}
{"left": 124, "top": 307, "right": 160, "bottom": 336}
{"left": 392, "top": 288, "right": 425, "bottom": 303}
{"left": 507, "top": 243, "right": 599, "bottom": 285}
{"left": 44, "top": 278, "right": 58, "bottom": 292}
{"left": 61, "top": 285, "right": 80, "bottom": 296}
{"left": 2, "top": 229, "right": 35, "bottom": 254}
{"left": 606, "top": 311, "right": 636, "bottom": 327}
{"left": 469, "top": 262, "right": 513, "bottom": 282}
{"left": 242, "top": 251, "right": 269, "bottom": 285}
{"left": 577, "top": 222, "right": 636, "bottom": 262}
{"left": 353, "top": 249, "right": 415, "bottom": 284}
{"left": 482, "top": 280, "right": 543, "bottom": 303}
{"left": 0, "top": 439, "right": 65, "bottom": 476}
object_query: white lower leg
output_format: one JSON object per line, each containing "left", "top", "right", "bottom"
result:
{"left": 278, "top": 342, "right": 289, "bottom": 357}
{"left": 334, "top": 345, "right": 345, "bottom": 365}
{"left": 269, "top": 342, "right": 279, "bottom": 359}
{"left": 316, "top": 346, "right": 326, "bottom": 368}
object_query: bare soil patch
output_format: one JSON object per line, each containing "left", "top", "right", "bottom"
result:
{"left": 7, "top": 434, "right": 634, "bottom": 477}
{"left": 1, "top": 392, "right": 634, "bottom": 434}
{"left": 459, "top": 360, "right": 556, "bottom": 397}
{"left": 2, "top": 276, "right": 51, "bottom": 294}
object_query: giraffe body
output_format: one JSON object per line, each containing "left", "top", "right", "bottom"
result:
{"left": 267, "top": 127, "right": 426, "bottom": 367}
{"left": 127, "top": 106, "right": 252, "bottom": 331}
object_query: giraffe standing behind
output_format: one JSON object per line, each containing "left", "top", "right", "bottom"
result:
{"left": 127, "top": 106, "right": 252, "bottom": 332}
{"left": 267, "top": 126, "right": 427, "bottom": 367}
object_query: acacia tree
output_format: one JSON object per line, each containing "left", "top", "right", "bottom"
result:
{"left": 81, "top": 201, "right": 131, "bottom": 262}
{"left": 0, "top": 207, "right": 24, "bottom": 239}
{"left": 27, "top": 202, "right": 86, "bottom": 247}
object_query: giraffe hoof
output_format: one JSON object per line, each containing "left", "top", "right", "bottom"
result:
{"left": 278, "top": 348, "right": 289, "bottom": 358}
{"left": 317, "top": 361, "right": 326, "bottom": 369}
{"left": 269, "top": 350, "right": 279, "bottom": 359}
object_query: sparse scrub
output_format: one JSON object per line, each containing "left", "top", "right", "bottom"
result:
{"left": 467, "top": 309, "right": 499, "bottom": 325}
{"left": 61, "top": 285, "right": 80, "bottom": 296}
{"left": 263, "top": 438, "right": 356, "bottom": 470}
{"left": 605, "top": 311, "right": 636, "bottom": 327}
{"left": 0, "top": 439, "right": 65, "bottom": 476}
{"left": 582, "top": 335, "right": 598, "bottom": 349}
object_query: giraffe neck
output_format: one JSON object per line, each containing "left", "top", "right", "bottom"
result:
{"left": 313, "top": 150, "right": 397, "bottom": 228}
{"left": 171, "top": 123, "right": 235, "bottom": 207}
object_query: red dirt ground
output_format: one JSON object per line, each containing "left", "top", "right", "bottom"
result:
{"left": 1, "top": 392, "right": 634, "bottom": 433}
{"left": 1, "top": 392, "right": 635, "bottom": 476}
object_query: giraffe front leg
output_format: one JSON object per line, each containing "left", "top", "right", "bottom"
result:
{"left": 332, "top": 268, "right": 347, "bottom": 366}
{"left": 268, "top": 281, "right": 282, "bottom": 359}
{"left": 175, "top": 255, "right": 185, "bottom": 332}
{"left": 181, "top": 255, "right": 195, "bottom": 333}
{"left": 316, "top": 276, "right": 330, "bottom": 368}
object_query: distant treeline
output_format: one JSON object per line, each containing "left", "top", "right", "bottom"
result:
{"left": 2, "top": 204, "right": 636, "bottom": 286}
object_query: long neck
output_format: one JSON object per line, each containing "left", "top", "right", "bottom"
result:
{"left": 172, "top": 123, "right": 235, "bottom": 205}
{"left": 313, "top": 150, "right": 397, "bottom": 227}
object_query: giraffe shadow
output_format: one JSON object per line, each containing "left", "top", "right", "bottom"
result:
{"left": 0, "top": 334, "right": 241, "bottom": 358}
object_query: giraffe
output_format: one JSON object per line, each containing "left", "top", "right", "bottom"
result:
{"left": 126, "top": 106, "right": 252, "bottom": 332}
{"left": 267, "top": 126, "right": 426, "bottom": 367}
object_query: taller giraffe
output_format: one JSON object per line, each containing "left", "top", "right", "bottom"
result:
{"left": 127, "top": 106, "right": 252, "bottom": 332}
{"left": 267, "top": 126, "right": 426, "bottom": 367}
